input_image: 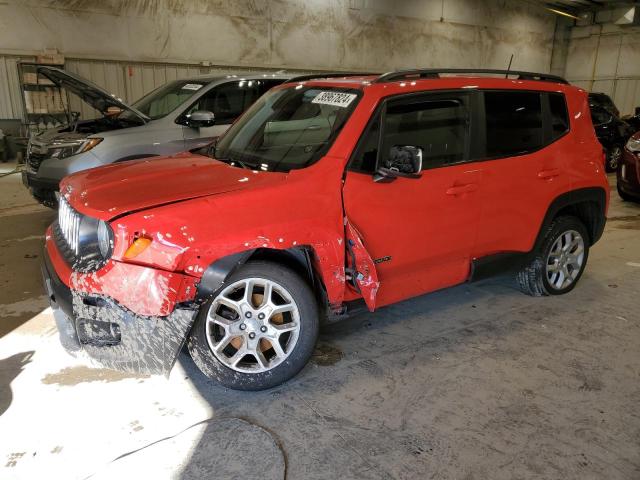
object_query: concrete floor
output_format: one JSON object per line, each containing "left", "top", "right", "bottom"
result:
{"left": 0, "top": 162, "right": 639, "bottom": 479}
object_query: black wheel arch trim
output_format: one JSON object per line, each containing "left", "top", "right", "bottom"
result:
{"left": 470, "top": 187, "right": 607, "bottom": 282}
{"left": 195, "top": 249, "right": 256, "bottom": 303}
{"left": 195, "top": 246, "right": 327, "bottom": 306}
{"left": 535, "top": 187, "right": 607, "bottom": 249}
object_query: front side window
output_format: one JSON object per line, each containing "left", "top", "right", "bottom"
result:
{"left": 350, "top": 93, "right": 470, "bottom": 173}
{"left": 382, "top": 98, "right": 468, "bottom": 169}
{"left": 128, "top": 80, "right": 207, "bottom": 120}
{"left": 484, "top": 91, "right": 543, "bottom": 157}
{"left": 214, "top": 86, "right": 361, "bottom": 172}
{"left": 185, "top": 81, "right": 264, "bottom": 124}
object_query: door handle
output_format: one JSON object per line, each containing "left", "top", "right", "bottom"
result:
{"left": 537, "top": 169, "right": 561, "bottom": 180}
{"left": 446, "top": 183, "right": 478, "bottom": 195}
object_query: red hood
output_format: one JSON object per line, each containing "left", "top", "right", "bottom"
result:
{"left": 61, "top": 153, "right": 286, "bottom": 220}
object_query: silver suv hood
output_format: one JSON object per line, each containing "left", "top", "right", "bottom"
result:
{"left": 37, "top": 66, "right": 149, "bottom": 123}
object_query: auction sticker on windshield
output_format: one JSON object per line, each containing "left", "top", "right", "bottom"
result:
{"left": 182, "top": 83, "right": 204, "bottom": 91}
{"left": 311, "top": 91, "right": 357, "bottom": 108}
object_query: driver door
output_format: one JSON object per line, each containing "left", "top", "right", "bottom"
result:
{"left": 342, "top": 91, "right": 483, "bottom": 308}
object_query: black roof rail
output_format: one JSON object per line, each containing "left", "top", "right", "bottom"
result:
{"left": 286, "top": 72, "right": 379, "bottom": 83}
{"left": 374, "top": 69, "right": 569, "bottom": 85}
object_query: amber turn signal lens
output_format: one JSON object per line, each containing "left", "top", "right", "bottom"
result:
{"left": 79, "top": 137, "right": 103, "bottom": 153}
{"left": 124, "top": 237, "right": 152, "bottom": 259}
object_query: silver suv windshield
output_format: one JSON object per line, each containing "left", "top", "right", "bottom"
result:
{"left": 123, "top": 80, "right": 208, "bottom": 120}
{"left": 214, "top": 85, "right": 361, "bottom": 172}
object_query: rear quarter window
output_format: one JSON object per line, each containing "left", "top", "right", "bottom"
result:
{"left": 549, "top": 92, "right": 569, "bottom": 140}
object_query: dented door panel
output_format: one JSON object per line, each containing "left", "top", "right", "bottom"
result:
{"left": 344, "top": 219, "right": 380, "bottom": 311}
{"left": 342, "top": 165, "right": 482, "bottom": 308}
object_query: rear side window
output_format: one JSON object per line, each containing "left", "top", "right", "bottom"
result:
{"left": 549, "top": 93, "right": 569, "bottom": 140}
{"left": 484, "top": 91, "right": 543, "bottom": 157}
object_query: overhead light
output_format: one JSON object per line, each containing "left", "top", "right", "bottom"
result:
{"left": 545, "top": 7, "right": 580, "bottom": 20}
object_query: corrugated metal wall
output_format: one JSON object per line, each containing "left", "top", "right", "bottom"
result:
{"left": 0, "top": 55, "right": 34, "bottom": 121}
{"left": 565, "top": 27, "right": 640, "bottom": 117}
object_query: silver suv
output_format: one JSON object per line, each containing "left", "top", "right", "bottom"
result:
{"left": 22, "top": 67, "right": 289, "bottom": 206}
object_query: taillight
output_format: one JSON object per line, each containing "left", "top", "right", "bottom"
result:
{"left": 602, "top": 149, "right": 607, "bottom": 168}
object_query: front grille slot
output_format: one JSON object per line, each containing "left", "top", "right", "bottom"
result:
{"left": 53, "top": 198, "right": 108, "bottom": 273}
{"left": 58, "top": 197, "right": 81, "bottom": 255}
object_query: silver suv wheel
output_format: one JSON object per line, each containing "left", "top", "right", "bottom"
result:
{"left": 205, "top": 278, "right": 301, "bottom": 373}
{"left": 609, "top": 146, "right": 622, "bottom": 170}
{"left": 545, "top": 229, "right": 585, "bottom": 290}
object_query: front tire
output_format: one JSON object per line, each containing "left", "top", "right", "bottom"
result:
{"left": 517, "top": 216, "right": 590, "bottom": 297}
{"left": 187, "top": 261, "right": 319, "bottom": 390}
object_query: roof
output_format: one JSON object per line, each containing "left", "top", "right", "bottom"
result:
{"left": 172, "top": 72, "right": 292, "bottom": 84}
{"left": 285, "top": 69, "right": 569, "bottom": 87}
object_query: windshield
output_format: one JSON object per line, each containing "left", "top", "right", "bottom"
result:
{"left": 214, "top": 86, "right": 361, "bottom": 172}
{"left": 123, "top": 80, "right": 208, "bottom": 120}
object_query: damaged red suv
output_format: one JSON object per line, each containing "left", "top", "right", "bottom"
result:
{"left": 43, "top": 69, "right": 609, "bottom": 390}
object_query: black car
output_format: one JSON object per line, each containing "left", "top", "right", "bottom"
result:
{"left": 622, "top": 107, "right": 640, "bottom": 133}
{"left": 590, "top": 104, "right": 634, "bottom": 172}
{"left": 589, "top": 92, "right": 620, "bottom": 118}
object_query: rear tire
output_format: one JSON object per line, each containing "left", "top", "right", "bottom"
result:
{"left": 187, "top": 261, "right": 319, "bottom": 390}
{"left": 517, "top": 216, "right": 590, "bottom": 297}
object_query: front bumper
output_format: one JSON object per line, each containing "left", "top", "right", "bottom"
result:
{"left": 22, "top": 170, "right": 59, "bottom": 207}
{"left": 42, "top": 246, "right": 199, "bottom": 375}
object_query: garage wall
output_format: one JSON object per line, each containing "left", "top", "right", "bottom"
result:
{"left": 0, "top": 0, "right": 559, "bottom": 121}
{"left": 564, "top": 24, "right": 640, "bottom": 116}
{"left": 0, "top": 56, "right": 34, "bottom": 120}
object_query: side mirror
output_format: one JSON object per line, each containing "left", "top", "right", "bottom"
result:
{"left": 186, "top": 110, "right": 215, "bottom": 128}
{"left": 374, "top": 145, "right": 423, "bottom": 183}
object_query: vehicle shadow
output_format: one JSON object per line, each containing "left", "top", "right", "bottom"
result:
{"left": 0, "top": 351, "right": 34, "bottom": 417}
{"left": 175, "top": 272, "right": 609, "bottom": 479}
{"left": 174, "top": 275, "right": 512, "bottom": 478}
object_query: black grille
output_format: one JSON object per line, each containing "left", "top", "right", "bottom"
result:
{"left": 53, "top": 220, "right": 78, "bottom": 267}
{"left": 54, "top": 197, "right": 82, "bottom": 267}
{"left": 53, "top": 197, "right": 111, "bottom": 273}
{"left": 27, "top": 142, "right": 48, "bottom": 173}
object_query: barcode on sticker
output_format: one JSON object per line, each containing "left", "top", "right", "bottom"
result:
{"left": 311, "top": 91, "right": 357, "bottom": 108}
{"left": 182, "top": 83, "right": 204, "bottom": 91}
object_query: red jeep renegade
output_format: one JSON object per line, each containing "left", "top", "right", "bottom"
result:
{"left": 42, "top": 69, "right": 609, "bottom": 390}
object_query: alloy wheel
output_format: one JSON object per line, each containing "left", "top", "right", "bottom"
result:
{"left": 609, "top": 146, "right": 622, "bottom": 170}
{"left": 205, "top": 278, "right": 301, "bottom": 373}
{"left": 545, "top": 230, "right": 585, "bottom": 290}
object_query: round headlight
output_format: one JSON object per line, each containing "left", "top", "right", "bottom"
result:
{"left": 97, "top": 220, "right": 113, "bottom": 258}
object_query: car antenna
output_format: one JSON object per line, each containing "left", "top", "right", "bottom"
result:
{"left": 505, "top": 54, "right": 514, "bottom": 78}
